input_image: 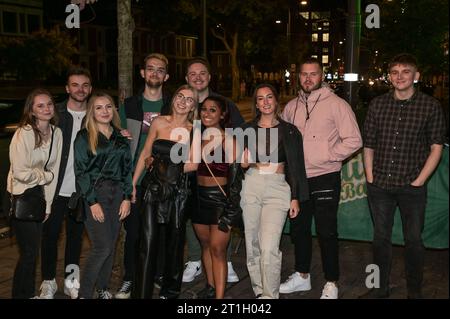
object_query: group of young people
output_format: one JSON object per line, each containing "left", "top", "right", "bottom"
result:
{"left": 7, "top": 52, "right": 446, "bottom": 300}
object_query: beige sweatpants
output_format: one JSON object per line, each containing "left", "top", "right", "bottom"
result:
{"left": 241, "top": 168, "right": 291, "bottom": 299}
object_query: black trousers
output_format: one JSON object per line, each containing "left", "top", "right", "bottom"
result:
{"left": 132, "top": 194, "right": 186, "bottom": 299}
{"left": 367, "top": 183, "right": 426, "bottom": 295}
{"left": 290, "top": 171, "right": 341, "bottom": 282}
{"left": 41, "top": 195, "right": 84, "bottom": 280}
{"left": 122, "top": 186, "right": 166, "bottom": 282}
{"left": 11, "top": 219, "right": 42, "bottom": 298}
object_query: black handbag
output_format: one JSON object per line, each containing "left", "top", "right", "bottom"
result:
{"left": 68, "top": 191, "right": 85, "bottom": 222}
{"left": 10, "top": 127, "right": 55, "bottom": 222}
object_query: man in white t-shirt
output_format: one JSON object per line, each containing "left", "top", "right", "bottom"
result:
{"left": 39, "top": 66, "right": 92, "bottom": 299}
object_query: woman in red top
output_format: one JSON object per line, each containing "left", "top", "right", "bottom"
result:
{"left": 190, "top": 95, "right": 240, "bottom": 299}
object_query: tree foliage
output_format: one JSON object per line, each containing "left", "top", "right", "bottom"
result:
{"left": 362, "top": 0, "right": 449, "bottom": 76}
{"left": 0, "top": 29, "right": 78, "bottom": 81}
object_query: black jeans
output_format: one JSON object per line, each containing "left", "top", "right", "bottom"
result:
{"left": 11, "top": 219, "right": 42, "bottom": 299}
{"left": 41, "top": 195, "right": 84, "bottom": 280}
{"left": 78, "top": 180, "right": 122, "bottom": 298}
{"left": 366, "top": 183, "right": 426, "bottom": 295}
{"left": 290, "top": 172, "right": 341, "bottom": 282}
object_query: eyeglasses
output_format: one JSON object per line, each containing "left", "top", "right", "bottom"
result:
{"left": 175, "top": 93, "right": 195, "bottom": 104}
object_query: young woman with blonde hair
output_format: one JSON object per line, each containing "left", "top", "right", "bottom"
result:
{"left": 74, "top": 92, "right": 133, "bottom": 298}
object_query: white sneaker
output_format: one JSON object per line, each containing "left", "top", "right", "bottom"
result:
{"left": 39, "top": 279, "right": 57, "bottom": 299}
{"left": 64, "top": 278, "right": 80, "bottom": 299}
{"left": 97, "top": 289, "right": 113, "bottom": 299}
{"left": 182, "top": 260, "right": 202, "bottom": 282}
{"left": 320, "top": 282, "right": 338, "bottom": 299}
{"left": 115, "top": 281, "right": 132, "bottom": 299}
{"left": 227, "top": 262, "right": 239, "bottom": 283}
{"left": 279, "top": 272, "right": 311, "bottom": 294}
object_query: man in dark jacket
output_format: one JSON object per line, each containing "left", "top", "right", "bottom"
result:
{"left": 116, "top": 53, "right": 171, "bottom": 298}
{"left": 39, "top": 66, "right": 92, "bottom": 299}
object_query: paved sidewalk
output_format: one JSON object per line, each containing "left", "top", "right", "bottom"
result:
{"left": 0, "top": 228, "right": 447, "bottom": 299}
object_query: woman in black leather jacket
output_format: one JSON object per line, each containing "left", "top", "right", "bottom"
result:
{"left": 240, "top": 83, "right": 309, "bottom": 299}
{"left": 131, "top": 85, "right": 198, "bottom": 299}
{"left": 187, "top": 95, "right": 243, "bottom": 299}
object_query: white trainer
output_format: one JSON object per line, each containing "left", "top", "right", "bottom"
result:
{"left": 182, "top": 260, "right": 202, "bottom": 282}
{"left": 279, "top": 272, "right": 311, "bottom": 294}
{"left": 320, "top": 282, "right": 338, "bottom": 299}
{"left": 227, "top": 262, "right": 239, "bottom": 283}
{"left": 39, "top": 279, "right": 58, "bottom": 299}
{"left": 115, "top": 281, "right": 132, "bottom": 299}
{"left": 64, "top": 278, "right": 80, "bottom": 299}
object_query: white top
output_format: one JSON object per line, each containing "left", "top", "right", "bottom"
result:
{"left": 7, "top": 125, "right": 63, "bottom": 215}
{"left": 59, "top": 109, "right": 85, "bottom": 196}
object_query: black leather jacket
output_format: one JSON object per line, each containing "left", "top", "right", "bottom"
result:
{"left": 217, "top": 161, "right": 245, "bottom": 232}
{"left": 240, "top": 119, "right": 309, "bottom": 202}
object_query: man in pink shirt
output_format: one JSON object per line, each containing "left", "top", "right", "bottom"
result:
{"left": 280, "top": 58, "right": 362, "bottom": 299}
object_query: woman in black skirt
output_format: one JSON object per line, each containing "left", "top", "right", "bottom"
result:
{"left": 190, "top": 95, "right": 243, "bottom": 299}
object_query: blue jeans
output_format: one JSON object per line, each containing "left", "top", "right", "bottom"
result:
{"left": 366, "top": 183, "right": 426, "bottom": 295}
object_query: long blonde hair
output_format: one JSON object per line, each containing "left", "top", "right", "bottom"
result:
{"left": 84, "top": 92, "right": 121, "bottom": 154}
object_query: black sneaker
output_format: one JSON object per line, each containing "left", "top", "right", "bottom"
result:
{"left": 358, "top": 288, "right": 390, "bottom": 299}
{"left": 154, "top": 276, "right": 164, "bottom": 289}
{"left": 198, "top": 284, "right": 215, "bottom": 299}
{"left": 115, "top": 281, "right": 132, "bottom": 299}
{"left": 97, "top": 289, "right": 113, "bottom": 299}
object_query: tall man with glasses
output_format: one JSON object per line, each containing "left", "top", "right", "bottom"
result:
{"left": 182, "top": 57, "right": 244, "bottom": 286}
{"left": 281, "top": 58, "right": 362, "bottom": 299}
{"left": 360, "top": 54, "right": 446, "bottom": 299}
{"left": 116, "top": 53, "right": 171, "bottom": 298}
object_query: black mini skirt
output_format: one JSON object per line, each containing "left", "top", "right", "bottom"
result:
{"left": 192, "top": 185, "right": 227, "bottom": 225}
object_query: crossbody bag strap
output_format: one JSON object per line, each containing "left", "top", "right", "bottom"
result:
{"left": 43, "top": 125, "right": 55, "bottom": 171}
{"left": 201, "top": 149, "right": 227, "bottom": 198}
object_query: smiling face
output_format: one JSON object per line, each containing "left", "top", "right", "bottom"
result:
{"left": 255, "top": 86, "right": 278, "bottom": 116}
{"left": 32, "top": 94, "right": 55, "bottom": 123}
{"left": 186, "top": 62, "right": 211, "bottom": 92}
{"left": 172, "top": 89, "right": 196, "bottom": 115}
{"left": 389, "top": 63, "right": 420, "bottom": 94}
{"left": 200, "top": 99, "right": 223, "bottom": 128}
{"left": 93, "top": 96, "right": 114, "bottom": 125}
{"left": 66, "top": 74, "right": 92, "bottom": 103}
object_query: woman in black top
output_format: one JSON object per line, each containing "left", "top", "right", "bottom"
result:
{"left": 131, "top": 84, "right": 198, "bottom": 299}
{"left": 240, "top": 83, "right": 309, "bottom": 299}
{"left": 74, "top": 92, "right": 133, "bottom": 299}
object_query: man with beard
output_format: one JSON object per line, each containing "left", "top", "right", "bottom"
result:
{"left": 116, "top": 53, "right": 171, "bottom": 299}
{"left": 39, "top": 67, "right": 92, "bottom": 299}
{"left": 280, "top": 58, "right": 362, "bottom": 299}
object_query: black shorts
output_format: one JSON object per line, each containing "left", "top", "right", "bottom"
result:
{"left": 191, "top": 185, "right": 227, "bottom": 225}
